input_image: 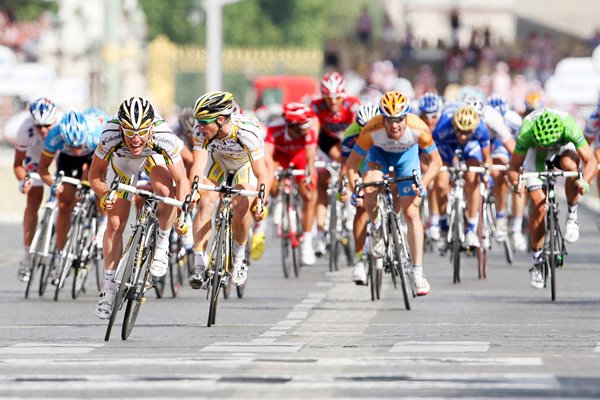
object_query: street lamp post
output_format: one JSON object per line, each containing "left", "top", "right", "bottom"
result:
{"left": 203, "top": 0, "right": 241, "bottom": 92}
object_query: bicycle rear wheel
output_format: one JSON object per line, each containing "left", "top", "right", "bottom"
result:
{"left": 368, "top": 253, "right": 382, "bottom": 301}
{"left": 104, "top": 228, "right": 142, "bottom": 341}
{"left": 71, "top": 263, "right": 89, "bottom": 299}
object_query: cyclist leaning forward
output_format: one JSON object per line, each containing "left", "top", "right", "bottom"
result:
{"left": 310, "top": 71, "right": 361, "bottom": 256}
{"left": 187, "top": 91, "right": 268, "bottom": 289}
{"left": 89, "top": 97, "right": 190, "bottom": 319}
{"left": 506, "top": 108, "right": 597, "bottom": 289}
{"left": 346, "top": 90, "right": 442, "bottom": 296}
{"left": 265, "top": 102, "right": 319, "bottom": 266}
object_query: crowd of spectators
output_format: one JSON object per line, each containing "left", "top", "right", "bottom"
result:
{"left": 0, "top": 8, "right": 52, "bottom": 62}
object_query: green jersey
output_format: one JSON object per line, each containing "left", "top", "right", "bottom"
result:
{"left": 515, "top": 108, "right": 586, "bottom": 171}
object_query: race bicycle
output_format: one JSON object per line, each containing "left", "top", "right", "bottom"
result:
{"left": 197, "top": 176, "right": 265, "bottom": 327}
{"left": 518, "top": 160, "right": 581, "bottom": 301}
{"left": 356, "top": 168, "right": 419, "bottom": 309}
{"left": 104, "top": 180, "right": 193, "bottom": 341}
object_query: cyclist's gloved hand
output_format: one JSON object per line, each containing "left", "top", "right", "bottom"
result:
{"left": 575, "top": 178, "right": 590, "bottom": 194}
{"left": 100, "top": 191, "right": 116, "bottom": 211}
{"left": 18, "top": 178, "right": 32, "bottom": 194}
{"left": 174, "top": 214, "right": 188, "bottom": 236}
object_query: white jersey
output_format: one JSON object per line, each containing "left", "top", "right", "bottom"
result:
{"left": 503, "top": 109, "right": 523, "bottom": 136}
{"left": 15, "top": 115, "right": 45, "bottom": 172}
{"left": 481, "top": 104, "right": 512, "bottom": 142}
{"left": 95, "top": 115, "right": 183, "bottom": 165}
{"left": 193, "top": 112, "right": 264, "bottom": 171}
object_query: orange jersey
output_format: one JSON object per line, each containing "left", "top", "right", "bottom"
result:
{"left": 354, "top": 114, "right": 437, "bottom": 156}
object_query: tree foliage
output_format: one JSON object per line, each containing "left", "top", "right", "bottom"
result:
{"left": 140, "top": 0, "right": 368, "bottom": 47}
{"left": 0, "top": 0, "right": 57, "bottom": 21}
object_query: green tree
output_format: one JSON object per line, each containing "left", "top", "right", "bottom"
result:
{"left": 0, "top": 0, "right": 57, "bottom": 21}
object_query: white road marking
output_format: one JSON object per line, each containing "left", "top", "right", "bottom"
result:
{"left": 390, "top": 341, "right": 490, "bottom": 353}
{"left": 0, "top": 342, "right": 104, "bottom": 355}
{"left": 201, "top": 341, "right": 304, "bottom": 353}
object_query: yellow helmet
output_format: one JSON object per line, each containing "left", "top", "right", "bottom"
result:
{"left": 452, "top": 105, "right": 480, "bottom": 131}
{"left": 193, "top": 91, "right": 235, "bottom": 120}
{"left": 379, "top": 90, "right": 411, "bottom": 118}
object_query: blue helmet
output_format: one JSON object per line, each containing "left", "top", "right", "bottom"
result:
{"left": 29, "top": 97, "right": 58, "bottom": 125}
{"left": 59, "top": 111, "right": 89, "bottom": 147}
{"left": 487, "top": 95, "right": 508, "bottom": 116}
{"left": 418, "top": 92, "right": 443, "bottom": 115}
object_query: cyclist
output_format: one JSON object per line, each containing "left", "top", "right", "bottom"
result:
{"left": 346, "top": 90, "right": 442, "bottom": 296}
{"left": 340, "top": 103, "right": 380, "bottom": 284}
{"left": 89, "top": 97, "right": 190, "bottom": 318}
{"left": 583, "top": 96, "right": 600, "bottom": 230}
{"left": 522, "top": 89, "right": 545, "bottom": 117}
{"left": 13, "top": 97, "right": 59, "bottom": 282}
{"left": 507, "top": 108, "right": 597, "bottom": 288}
{"left": 310, "top": 72, "right": 361, "bottom": 256}
{"left": 187, "top": 91, "right": 268, "bottom": 289}
{"left": 265, "top": 102, "right": 318, "bottom": 265}
{"left": 171, "top": 106, "right": 195, "bottom": 170}
{"left": 486, "top": 94, "right": 527, "bottom": 251}
{"left": 37, "top": 109, "right": 105, "bottom": 282}
{"left": 416, "top": 92, "right": 443, "bottom": 242}
{"left": 430, "top": 104, "right": 493, "bottom": 249}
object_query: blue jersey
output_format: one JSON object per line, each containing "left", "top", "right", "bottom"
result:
{"left": 432, "top": 111, "right": 490, "bottom": 150}
{"left": 43, "top": 110, "right": 105, "bottom": 157}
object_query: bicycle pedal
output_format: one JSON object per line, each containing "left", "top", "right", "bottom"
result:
{"left": 140, "top": 297, "right": 147, "bottom": 304}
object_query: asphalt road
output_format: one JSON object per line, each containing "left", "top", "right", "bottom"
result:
{"left": 1, "top": 195, "right": 599, "bottom": 399}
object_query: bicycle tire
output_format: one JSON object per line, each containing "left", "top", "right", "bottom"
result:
{"left": 154, "top": 275, "right": 166, "bottom": 298}
{"left": 54, "top": 221, "right": 79, "bottom": 302}
{"left": 71, "top": 263, "right": 89, "bottom": 299}
{"left": 236, "top": 280, "right": 246, "bottom": 298}
{"left": 328, "top": 196, "right": 339, "bottom": 272}
{"left": 390, "top": 216, "right": 411, "bottom": 310}
{"left": 38, "top": 237, "right": 56, "bottom": 297}
{"left": 104, "top": 228, "right": 142, "bottom": 342}
{"left": 208, "top": 226, "right": 226, "bottom": 327}
{"left": 548, "top": 210, "right": 558, "bottom": 301}
{"left": 93, "top": 245, "right": 103, "bottom": 292}
{"left": 122, "top": 222, "right": 156, "bottom": 340}
{"left": 292, "top": 206, "right": 302, "bottom": 277}
{"left": 477, "top": 201, "right": 487, "bottom": 280}
{"left": 451, "top": 202, "right": 462, "bottom": 284}
{"left": 168, "top": 256, "right": 182, "bottom": 298}
{"left": 223, "top": 274, "right": 232, "bottom": 299}
{"left": 503, "top": 236, "right": 514, "bottom": 265}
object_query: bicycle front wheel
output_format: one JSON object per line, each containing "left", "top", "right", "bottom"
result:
{"left": 548, "top": 211, "right": 558, "bottom": 301}
{"left": 208, "top": 225, "right": 227, "bottom": 327}
{"left": 451, "top": 202, "right": 463, "bottom": 284}
{"left": 104, "top": 228, "right": 142, "bottom": 341}
{"left": 477, "top": 201, "right": 487, "bottom": 280}
{"left": 389, "top": 216, "right": 411, "bottom": 310}
{"left": 328, "top": 197, "right": 339, "bottom": 272}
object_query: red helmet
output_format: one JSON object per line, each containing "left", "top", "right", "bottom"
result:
{"left": 282, "top": 102, "right": 314, "bottom": 128}
{"left": 320, "top": 71, "right": 345, "bottom": 96}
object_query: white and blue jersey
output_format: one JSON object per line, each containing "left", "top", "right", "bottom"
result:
{"left": 584, "top": 110, "right": 600, "bottom": 148}
{"left": 432, "top": 109, "right": 490, "bottom": 164}
{"left": 42, "top": 111, "right": 105, "bottom": 158}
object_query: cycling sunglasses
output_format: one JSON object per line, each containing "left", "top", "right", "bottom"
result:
{"left": 196, "top": 117, "right": 218, "bottom": 125}
{"left": 384, "top": 115, "right": 405, "bottom": 124}
{"left": 122, "top": 127, "right": 151, "bottom": 138}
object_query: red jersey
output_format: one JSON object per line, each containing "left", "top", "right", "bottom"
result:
{"left": 265, "top": 119, "right": 317, "bottom": 160}
{"left": 310, "top": 96, "right": 361, "bottom": 141}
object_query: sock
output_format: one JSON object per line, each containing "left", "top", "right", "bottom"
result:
{"left": 439, "top": 216, "right": 449, "bottom": 231}
{"left": 254, "top": 219, "right": 266, "bottom": 235}
{"left": 156, "top": 228, "right": 170, "bottom": 249}
{"left": 303, "top": 231, "right": 313, "bottom": 245}
{"left": 567, "top": 203, "right": 578, "bottom": 220}
{"left": 511, "top": 217, "right": 523, "bottom": 233}
{"left": 412, "top": 265, "right": 423, "bottom": 274}
{"left": 430, "top": 214, "right": 440, "bottom": 226}
{"left": 531, "top": 248, "right": 542, "bottom": 263}
{"left": 23, "top": 246, "right": 30, "bottom": 261}
{"left": 104, "top": 270, "right": 116, "bottom": 293}
{"left": 496, "top": 210, "right": 507, "bottom": 220}
{"left": 193, "top": 250, "right": 206, "bottom": 269}
{"left": 233, "top": 241, "right": 246, "bottom": 261}
{"left": 372, "top": 218, "right": 381, "bottom": 230}
{"left": 318, "top": 229, "right": 326, "bottom": 242}
{"left": 467, "top": 218, "right": 478, "bottom": 232}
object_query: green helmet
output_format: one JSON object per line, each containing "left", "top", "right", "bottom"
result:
{"left": 532, "top": 110, "right": 563, "bottom": 146}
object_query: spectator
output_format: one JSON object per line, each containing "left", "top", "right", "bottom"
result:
{"left": 449, "top": 8, "right": 461, "bottom": 47}
{"left": 355, "top": 6, "right": 372, "bottom": 45}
